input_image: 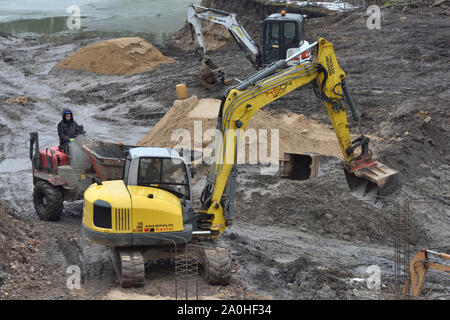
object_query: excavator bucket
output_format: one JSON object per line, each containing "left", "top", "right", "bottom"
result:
{"left": 193, "top": 57, "right": 222, "bottom": 90}
{"left": 344, "top": 161, "right": 401, "bottom": 204}
{"left": 193, "top": 57, "right": 232, "bottom": 91}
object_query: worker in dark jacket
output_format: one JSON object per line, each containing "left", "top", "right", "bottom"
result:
{"left": 57, "top": 109, "right": 85, "bottom": 152}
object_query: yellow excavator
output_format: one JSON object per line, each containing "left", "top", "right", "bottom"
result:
{"left": 82, "top": 38, "right": 401, "bottom": 287}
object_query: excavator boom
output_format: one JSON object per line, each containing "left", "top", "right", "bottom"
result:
{"left": 188, "top": 4, "right": 261, "bottom": 67}
{"left": 199, "top": 38, "right": 401, "bottom": 237}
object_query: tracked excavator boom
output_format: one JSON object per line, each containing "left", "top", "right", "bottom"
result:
{"left": 199, "top": 38, "right": 401, "bottom": 238}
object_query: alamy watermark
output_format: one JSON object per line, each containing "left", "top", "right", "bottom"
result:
{"left": 366, "top": 265, "right": 381, "bottom": 290}
{"left": 169, "top": 120, "right": 280, "bottom": 175}
{"left": 366, "top": 5, "right": 381, "bottom": 30}
{"left": 349, "top": 265, "right": 382, "bottom": 291}
{"left": 66, "top": 5, "right": 81, "bottom": 30}
{"left": 66, "top": 265, "right": 81, "bottom": 290}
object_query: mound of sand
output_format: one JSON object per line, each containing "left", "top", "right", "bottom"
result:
{"left": 57, "top": 37, "right": 175, "bottom": 75}
{"left": 137, "top": 95, "right": 345, "bottom": 162}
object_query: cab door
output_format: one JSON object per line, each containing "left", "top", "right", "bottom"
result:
{"left": 262, "top": 21, "right": 281, "bottom": 65}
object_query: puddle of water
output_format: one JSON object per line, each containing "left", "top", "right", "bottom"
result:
{"left": 0, "top": 16, "right": 70, "bottom": 35}
{"left": 0, "top": 16, "right": 167, "bottom": 44}
{"left": 0, "top": 0, "right": 203, "bottom": 44}
{"left": 0, "top": 158, "right": 31, "bottom": 173}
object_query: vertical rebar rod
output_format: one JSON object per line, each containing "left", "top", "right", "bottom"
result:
{"left": 403, "top": 199, "right": 410, "bottom": 299}
{"left": 393, "top": 201, "right": 401, "bottom": 299}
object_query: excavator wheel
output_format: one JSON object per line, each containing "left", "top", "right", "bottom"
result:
{"left": 33, "top": 180, "right": 64, "bottom": 221}
{"left": 202, "top": 247, "right": 232, "bottom": 285}
{"left": 109, "top": 247, "right": 145, "bottom": 288}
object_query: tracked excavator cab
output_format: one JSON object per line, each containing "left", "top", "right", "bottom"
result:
{"left": 82, "top": 147, "right": 195, "bottom": 247}
{"left": 82, "top": 147, "right": 233, "bottom": 287}
{"left": 262, "top": 12, "right": 306, "bottom": 65}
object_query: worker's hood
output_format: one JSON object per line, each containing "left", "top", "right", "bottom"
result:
{"left": 62, "top": 109, "right": 74, "bottom": 123}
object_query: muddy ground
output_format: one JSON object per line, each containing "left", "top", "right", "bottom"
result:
{"left": 0, "top": 2, "right": 449, "bottom": 299}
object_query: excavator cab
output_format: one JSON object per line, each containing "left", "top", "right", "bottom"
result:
{"left": 82, "top": 147, "right": 233, "bottom": 287}
{"left": 262, "top": 11, "right": 306, "bottom": 65}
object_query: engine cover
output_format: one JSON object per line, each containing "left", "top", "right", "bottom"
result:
{"left": 82, "top": 180, "right": 188, "bottom": 246}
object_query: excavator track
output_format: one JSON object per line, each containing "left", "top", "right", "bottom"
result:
{"left": 201, "top": 245, "right": 232, "bottom": 285}
{"left": 109, "top": 247, "right": 145, "bottom": 288}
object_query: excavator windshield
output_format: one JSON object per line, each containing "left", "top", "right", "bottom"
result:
{"left": 137, "top": 157, "right": 190, "bottom": 199}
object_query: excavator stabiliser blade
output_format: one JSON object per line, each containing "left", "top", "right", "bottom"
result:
{"left": 344, "top": 161, "right": 401, "bottom": 204}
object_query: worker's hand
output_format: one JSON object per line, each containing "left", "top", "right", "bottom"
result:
{"left": 69, "top": 138, "right": 75, "bottom": 142}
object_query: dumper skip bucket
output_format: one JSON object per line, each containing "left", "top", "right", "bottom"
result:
{"left": 82, "top": 141, "right": 133, "bottom": 181}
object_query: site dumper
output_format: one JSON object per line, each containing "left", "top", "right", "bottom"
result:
{"left": 29, "top": 132, "right": 133, "bottom": 221}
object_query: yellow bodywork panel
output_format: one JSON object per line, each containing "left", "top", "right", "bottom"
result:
{"left": 315, "top": 38, "right": 353, "bottom": 163}
{"left": 83, "top": 180, "right": 132, "bottom": 234}
{"left": 127, "top": 186, "right": 184, "bottom": 233}
{"left": 83, "top": 182, "right": 184, "bottom": 235}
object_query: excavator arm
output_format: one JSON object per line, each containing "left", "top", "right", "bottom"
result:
{"left": 402, "top": 249, "right": 450, "bottom": 298}
{"left": 198, "top": 38, "right": 400, "bottom": 238}
{"left": 187, "top": 4, "right": 261, "bottom": 68}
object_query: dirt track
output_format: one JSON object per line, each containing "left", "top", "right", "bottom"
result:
{"left": 0, "top": 1, "right": 449, "bottom": 299}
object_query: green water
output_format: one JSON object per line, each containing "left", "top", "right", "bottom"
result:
{"left": 0, "top": 0, "right": 202, "bottom": 43}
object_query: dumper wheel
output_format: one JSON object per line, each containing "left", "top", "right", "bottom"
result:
{"left": 33, "top": 180, "right": 63, "bottom": 221}
{"left": 203, "top": 247, "right": 231, "bottom": 285}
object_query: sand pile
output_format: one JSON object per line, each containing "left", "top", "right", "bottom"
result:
{"left": 137, "top": 96, "right": 344, "bottom": 162}
{"left": 57, "top": 37, "right": 175, "bottom": 75}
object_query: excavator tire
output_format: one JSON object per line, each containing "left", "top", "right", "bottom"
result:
{"left": 33, "top": 180, "right": 63, "bottom": 221}
{"left": 109, "top": 247, "right": 145, "bottom": 288}
{"left": 203, "top": 247, "right": 231, "bottom": 285}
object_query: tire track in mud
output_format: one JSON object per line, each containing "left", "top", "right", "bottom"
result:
{"left": 222, "top": 221, "right": 395, "bottom": 299}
